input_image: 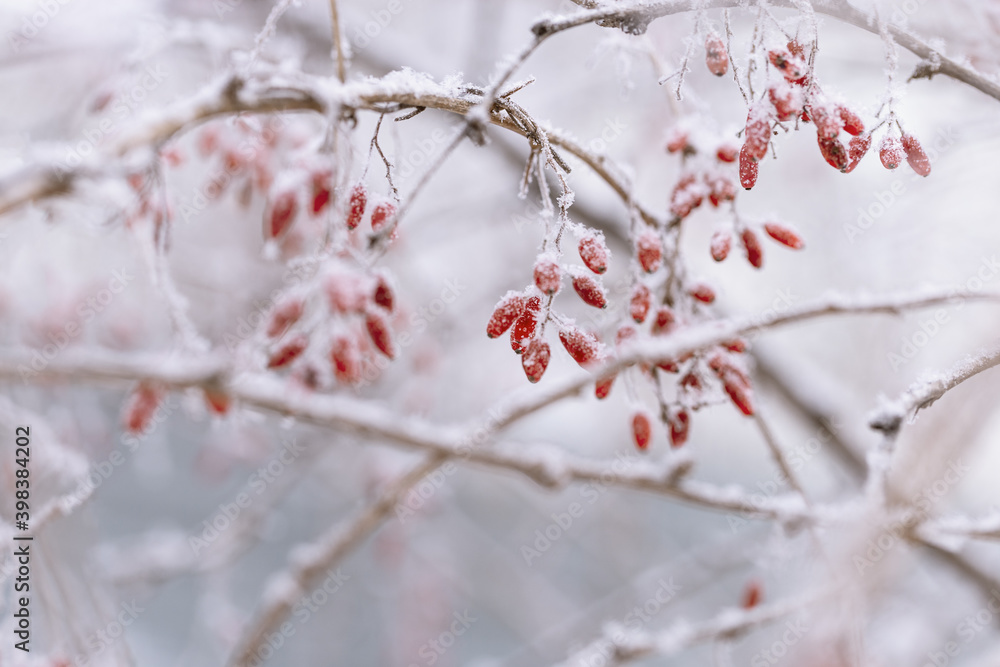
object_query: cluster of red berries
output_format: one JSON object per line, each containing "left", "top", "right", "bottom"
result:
{"left": 486, "top": 232, "right": 611, "bottom": 384}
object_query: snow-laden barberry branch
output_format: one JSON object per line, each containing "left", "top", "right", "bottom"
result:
{"left": 555, "top": 588, "right": 827, "bottom": 667}
{"left": 868, "top": 339, "right": 1000, "bottom": 436}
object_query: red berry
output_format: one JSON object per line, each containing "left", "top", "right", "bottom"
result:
{"left": 744, "top": 106, "right": 771, "bottom": 162}
{"left": 572, "top": 273, "right": 607, "bottom": 309}
{"left": 365, "top": 309, "right": 396, "bottom": 359}
{"left": 595, "top": 374, "right": 616, "bottom": 400}
{"left": 203, "top": 387, "right": 231, "bottom": 415}
{"left": 706, "top": 175, "right": 735, "bottom": 208}
{"left": 616, "top": 324, "right": 638, "bottom": 347}
{"left": 487, "top": 292, "right": 525, "bottom": 339}
{"left": 325, "top": 272, "right": 367, "bottom": 314}
{"left": 521, "top": 338, "right": 551, "bottom": 383}
{"left": 705, "top": 33, "right": 729, "bottom": 76}
{"left": 373, "top": 274, "right": 395, "bottom": 312}
{"left": 330, "top": 333, "right": 363, "bottom": 384}
{"left": 902, "top": 133, "right": 931, "bottom": 177}
{"left": 630, "top": 283, "right": 651, "bottom": 324}
{"left": 689, "top": 283, "right": 715, "bottom": 303}
{"left": 768, "top": 49, "right": 806, "bottom": 82}
{"left": 739, "top": 143, "right": 759, "bottom": 190}
{"left": 122, "top": 382, "right": 164, "bottom": 434}
{"left": 510, "top": 296, "right": 542, "bottom": 353}
{"left": 266, "top": 297, "right": 305, "bottom": 338}
{"left": 267, "top": 334, "right": 308, "bottom": 369}
{"left": 558, "top": 327, "right": 601, "bottom": 366}
{"left": 632, "top": 411, "right": 653, "bottom": 450}
{"left": 666, "top": 128, "right": 689, "bottom": 153}
{"left": 763, "top": 222, "right": 804, "bottom": 249}
{"left": 710, "top": 230, "right": 732, "bottom": 262}
{"left": 838, "top": 106, "right": 865, "bottom": 136}
{"left": 578, "top": 233, "right": 609, "bottom": 274}
{"left": 651, "top": 306, "right": 676, "bottom": 336}
{"left": 680, "top": 372, "right": 702, "bottom": 392}
{"left": 709, "top": 353, "right": 755, "bottom": 416}
{"left": 768, "top": 82, "right": 802, "bottom": 122}
{"left": 716, "top": 144, "right": 738, "bottom": 163}
{"left": 809, "top": 104, "right": 843, "bottom": 141}
{"left": 346, "top": 183, "right": 367, "bottom": 230}
{"left": 533, "top": 256, "right": 562, "bottom": 295}
{"left": 669, "top": 409, "right": 690, "bottom": 448}
{"left": 265, "top": 189, "right": 298, "bottom": 239}
{"left": 636, "top": 229, "right": 662, "bottom": 273}
{"left": 670, "top": 174, "right": 704, "bottom": 219}
{"left": 724, "top": 338, "right": 748, "bottom": 353}
{"left": 818, "top": 136, "right": 849, "bottom": 171}
{"left": 370, "top": 201, "right": 396, "bottom": 233}
{"left": 844, "top": 133, "right": 872, "bottom": 173}
{"left": 879, "top": 135, "right": 904, "bottom": 170}
{"left": 310, "top": 170, "right": 332, "bottom": 215}
{"left": 742, "top": 580, "right": 763, "bottom": 609}
{"left": 741, "top": 228, "right": 763, "bottom": 269}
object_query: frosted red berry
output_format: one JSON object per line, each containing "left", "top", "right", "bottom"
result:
{"left": 716, "top": 144, "right": 738, "bottom": 163}
{"left": 636, "top": 230, "right": 662, "bottom": 273}
{"left": 742, "top": 580, "right": 763, "bottom": 609}
{"left": 763, "top": 222, "right": 804, "bottom": 249}
{"left": 632, "top": 411, "right": 653, "bottom": 450}
{"left": 558, "top": 327, "right": 601, "bottom": 366}
{"left": 310, "top": 170, "right": 332, "bottom": 215}
{"left": 666, "top": 128, "right": 689, "bottom": 154}
{"left": 533, "top": 256, "right": 562, "bottom": 295}
{"left": 266, "top": 297, "right": 305, "bottom": 338}
{"left": 744, "top": 106, "right": 771, "bottom": 162}
{"left": 818, "top": 136, "right": 849, "bottom": 171}
{"left": 630, "top": 283, "right": 651, "bottom": 324}
{"left": 521, "top": 338, "right": 551, "bottom": 383}
{"left": 373, "top": 275, "right": 395, "bottom": 312}
{"left": 122, "top": 382, "right": 164, "bottom": 433}
{"left": 267, "top": 334, "right": 308, "bottom": 369}
{"left": 669, "top": 409, "right": 690, "bottom": 448}
{"left": 203, "top": 387, "right": 231, "bottom": 416}
{"left": 689, "top": 283, "right": 716, "bottom": 303}
{"left": 844, "top": 133, "right": 872, "bottom": 173}
{"left": 572, "top": 273, "right": 607, "bottom": 309}
{"left": 346, "top": 183, "right": 367, "bottom": 230}
{"left": 879, "top": 135, "right": 904, "bottom": 170}
{"left": 709, "top": 354, "right": 755, "bottom": 416}
{"left": 902, "top": 133, "right": 931, "bottom": 177}
{"left": 711, "top": 230, "right": 732, "bottom": 262}
{"left": 705, "top": 33, "right": 729, "bottom": 76}
{"left": 578, "top": 233, "right": 609, "bottom": 274}
{"left": 595, "top": 374, "right": 616, "bottom": 400}
{"left": 365, "top": 309, "right": 396, "bottom": 359}
{"left": 510, "top": 296, "right": 542, "bottom": 353}
{"left": 651, "top": 306, "right": 676, "bottom": 336}
{"left": 739, "top": 143, "right": 759, "bottom": 190}
{"left": 768, "top": 49, "right": 806, "bottom": 82}
{"left": 487, "top": 292, "right": 525, "bottom": 339}
{"left": 838, "top": 106, "right": 865, "bottom": 136}
{"left": 266, "top": 189, "right": 298, "bottom": 239}
{"left": 370, "top": 201, "right": 396, "bottom": 234}
{"left": 742, "top": 228, "right": 763, "bottom": 269}
{"left": 330, "top": 333, "right": 363, "bottom": 384}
